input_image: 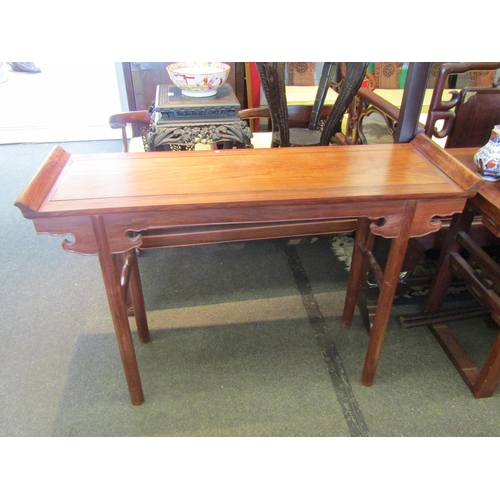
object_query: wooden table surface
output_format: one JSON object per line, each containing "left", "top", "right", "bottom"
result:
{"left": 15, "top": 135, "right": 484, "bottom": 405}
{"left": 20, "top": 138, "right": 474, "bottom": 217}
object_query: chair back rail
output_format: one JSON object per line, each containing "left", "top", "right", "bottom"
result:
{"left": 256, "top": 62, "right": 368, "bottom": 147}
{"left": 425, "top": 62, "right": 500, "bottom": 148}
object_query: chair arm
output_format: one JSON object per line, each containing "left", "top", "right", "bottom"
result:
{"left": 238, "top": 107, "right": 271, "bottom": 119}
{"left": 356, "top": 88, "right": 400, "bottom": 121}
{"left": 109, "top": 111, "right": 152, "bottom": 129}
{"left": 109, "top": 111, "right": 151, "bottom": 153}
{"left": 238, "top": 105, "right": 334, "bottom": 130}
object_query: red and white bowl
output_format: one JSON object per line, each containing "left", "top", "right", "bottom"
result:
{"left": 167, "top": 62, "right": 230, "bottom": 97}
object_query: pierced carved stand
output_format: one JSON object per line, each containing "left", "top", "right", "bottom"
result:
{"left": 146, "top": 84, "right": 253, "bottom": 151}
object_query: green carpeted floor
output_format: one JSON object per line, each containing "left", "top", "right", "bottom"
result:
{"left": 2, "top": 140, "right": 500, "bottom": 438}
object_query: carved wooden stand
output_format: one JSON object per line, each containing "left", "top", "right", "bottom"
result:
{"left": 147, "top": 84, "right": 253, "bottom": 151}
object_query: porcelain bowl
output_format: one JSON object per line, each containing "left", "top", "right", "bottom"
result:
{"left": 167, "top": 62, "right": 230, "bottom": 97}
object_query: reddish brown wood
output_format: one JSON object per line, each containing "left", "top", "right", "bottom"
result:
{"left": 127, "top": 249, "right": 150, "bottom": 344}
{"left": 139, "top": 219, "right": 358, "bottom": 249}
{"left": 429, "top": 323, "right": 480, "bottom": 389}
{"left": 474, "top": 333, "right": 500, "bottom": 398}
{"left": 423, "top": 205, "right": 477, "bottom": 314}
{"left": 429, "top": 320, "right": 500, "bottom": 399}
{"left": 357, "top": 87, "right": 401, "bottom": 121}
{"left": 109, "top": 110, "right": 152, "bottom": 130}
{"left": 14, "top": 137, "right": 482, "bottom": 403}
{"left": 403, "top": 146, "right": 500, "bottom": 398}
{"left": 91, "top": 215, "right": 144, "bottom": 406}
{"left": 16, "top": 140, "right": 478, "bottom": 218}
{"left": 15, "top": 146, "right": 71, "bottom": 214}
{"left": 362, "top": 200, "right": 417, "bottom": 386}
{"left": 116, "top": 250, "right": 150, "bottom": 343}
{"left": 400, "top": 306, "right": 490, "bottom": 329}
{"left": 352, "top": 64, "right": 500, "bottom": 330}
{"left": 424, "top": 62, "right": 500, "bottom": 148}
{"left": 109, "top": 110, "right": 152, "bottom": 152}
{"left": 342, "top": 217, "right": 372, "bottom": 328}
{"left": 411, "top": 134, "right": 484, "bottom": 195}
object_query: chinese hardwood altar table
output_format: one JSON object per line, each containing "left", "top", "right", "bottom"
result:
{"left": 15, "top": 135, "right": 482, "bottom": 405}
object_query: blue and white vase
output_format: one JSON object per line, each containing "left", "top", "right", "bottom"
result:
{"left": 475, "top": 125, "right": 500, "bottom": 181}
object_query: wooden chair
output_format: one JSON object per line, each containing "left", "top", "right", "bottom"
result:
{"left": 343, "top": 62, "right": 439, "bottom": 145}
{"left": 256, "top": 62, "right": 368, "bottom": 147}
{"left": 109, "top": 110, "right": 152, "bottom": 152}
{"left": 344, "top": 62, "right": 500, "bottom": 146}
{"left": 400, "top": 161, "right": 500, "bottom": 398}
{"left": 404, "top": 62, "right": 500, "bottom": 274}
{"left": 424, "top": 62, "right": 500, "bottom": 148}
{"left": 395, "top": 63, "right": 500, "bottom": 398}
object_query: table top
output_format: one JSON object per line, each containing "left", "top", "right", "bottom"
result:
{"left": 16, "top": 135, "right": 482, "bottom": 219}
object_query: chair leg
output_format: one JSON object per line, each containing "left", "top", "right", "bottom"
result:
{"left": 404, "top": 199, "right": 500, "bottom": 398}
{"left": 423, "top": 203, "right": 476, "bottom": 314}
{"left": 473, "top": 331, "right": 500, "bottom": 398}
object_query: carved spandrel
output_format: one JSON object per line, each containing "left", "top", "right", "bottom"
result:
{"left": 33, "top": 216, "right": 143, "bottom": 255}
{"left": 370, "top": 198, "right": 468, "bottom": 238}
{"left": 33, "top": 217, "right": 97, "bottom": 255}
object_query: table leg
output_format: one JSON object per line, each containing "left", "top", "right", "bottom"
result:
{"left": 343, "top": 217, "right": 373, "bottom": 327}
{"left": 127, "top": 249, "right": 150, "bottom": 344}
{"left": 91, "top": 216, "right": 144, "bottom": 405}
{"left": 361, "top": 201, "right": 417, "bottom": 386}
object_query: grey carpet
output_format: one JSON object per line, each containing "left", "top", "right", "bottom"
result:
{"left": 2, "top": 140, "right": 500, "bottom": 437}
